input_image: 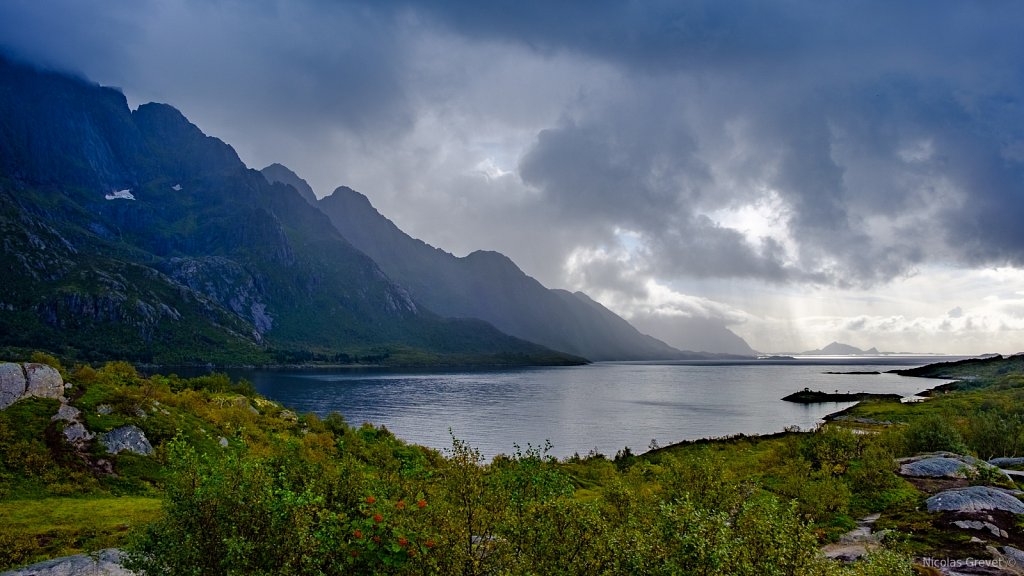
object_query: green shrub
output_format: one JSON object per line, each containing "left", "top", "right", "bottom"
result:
{"left": 964, "top": 409, "right": 1023, "bottom": 460}
{"left": 848, "top": 440, "right": 900, "bottom": 496}
{"left": 731, "top": 493, "right": 828, "bottom": 576}
{"left": 29, "top": 351, "right": 64, "bottom": 374}
{"left": 660, "top": 450, "right": 741, "bottom": 512}
{"left": 773, "top": 459, "right": 852, "bottom": 522}
{"left": 801, "top": 425, "right": 861, "bottom": 476}
{"left": 124, "top": 437, "right": 358, "bottom": 576}
{"left": 0, "top": 525, "right": 35, "bottom": 570}
{"left": 901, "top": 414, "right": 968, "bottom": 455}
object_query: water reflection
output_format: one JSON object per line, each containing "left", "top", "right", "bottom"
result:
{"left": 223, "top": 360, "right": 952, "bottom": 459}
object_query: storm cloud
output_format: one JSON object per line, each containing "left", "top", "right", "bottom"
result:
{"left": 2, "top": 0, "right": 1023, "bottom": 352}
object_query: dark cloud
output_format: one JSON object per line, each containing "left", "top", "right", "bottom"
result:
{"left": 506, "top": 2, "right": 1024, "bottom": 286}
{"left": 0, "top": 0, "right": 415, "bottom": 184}
{"left": 1, "top": 0, "right": 1023, "bottom": 292}
{"left": 384, "top": 0, "right": 803, "bottom": 73}
{"left": 519, "top": 116, "right": 705, "bottom": 231}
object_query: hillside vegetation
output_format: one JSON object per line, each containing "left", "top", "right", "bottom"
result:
{"left": 5, "top": 354, "right": 1024, "bottom": 573}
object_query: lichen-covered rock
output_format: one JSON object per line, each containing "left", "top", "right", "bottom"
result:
{"left": 99, "top": 425, "right": 153, "bottom": 456}
{"left": 24, "top": 363, "right": 64, "bottom": 400}
{"left": 0, "top": 362, "right": 26, "bottom": 409}
{"left": 953, "top": 519, "right": 1009, "bottom": 539}
{"left": 926, "top": 486, "right": 1024, "bottom": 514}
{"left": 990, "top": 457, "right": 1024, "bottom": 468}
{"left": 1004, "top": 546, "right": 1024, "bottom": 567}
{"left": 898, "top": 452, "right": 1009, "bottom": 482}
{"left": 63, "top": 421, "right": 95, "bottom": 445}
{"left": 52, "top": 403, "right": 81, "bottom": 422}
{"left": 900, "top": 456, "right": 975, "bottom": 478}
{"left": 0, "top": 548, "right": 133, "bottom": 575}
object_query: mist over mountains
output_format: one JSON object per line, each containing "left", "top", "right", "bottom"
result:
{"left": 0, "top": 55, "right": 753, "bottom": 364}
{"left": 261, "top": 165, "right": 697, "bottom": 361}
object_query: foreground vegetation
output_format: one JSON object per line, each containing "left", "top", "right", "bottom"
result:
{"left": 3, "top": 353, "right": 1024, "bottom": 574}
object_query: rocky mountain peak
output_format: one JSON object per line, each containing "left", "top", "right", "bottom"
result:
{"left": 261, "top": 163, "right": 319, "bottom": 207}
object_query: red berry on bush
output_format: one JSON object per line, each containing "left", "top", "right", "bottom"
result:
{"left": 372, "top": 536, "right": 381, "bottom": 543}
{"left": 417, "top": 499, "right": 427, "bottom": 509}
{"left": 373, "top": 514, "right": 383, "bottom": 523}
{"left": 396, "top": 500, "right": 406, "bottom": 509}
{"left": 353, "top": 529, "right": 363, "bottom": 539}
{"left": 398, "top": 537, "right": 408, "bottom": 547}
{"left": 365, "top": 496, "right": 376, "bottom": 504}
{"left": 425, "top": 539, "right": 435, "bottom": 548}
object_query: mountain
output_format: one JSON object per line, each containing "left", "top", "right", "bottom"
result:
{"left": 0, "top": 55, "right": 581, "bottom": 366}
{"left": 314, "top": 184, "right": 720, "bottom": 361}
{"left": 801, "top": 342, "right": 880, "bottom": 355}
{"left": 627, "top": 315, "right": 758, "bottom": 356}
{"left": 261, "top": 163, "right": 318, "bottom": 207}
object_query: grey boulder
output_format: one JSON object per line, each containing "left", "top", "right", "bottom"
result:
{"left": 52, "top": 403, "right": 81, "bottom": 422}
{"left": 900, "top": 456, "right": 973, "bottom": 478}
{"left": 989, "top": 457, "right": 1024, "bottom": 468}
{"left": 926, "top": 486, "right": 1024, "bottom": 514}
{"left": 0, "top": 548, "right": 133, "bottom": 576}
{"left": 63, "top": 421, "right": 95, "bottom": 445}
{"left": 99, "top": 425, "right": 153, "bottom": 456}
{"left": 898, "top": 452, "right": 1009, "bottom": 482}
{"left": 953, "top": 519, "right": 1009, "bottom": 539}
{"left": 24, "top": 363, "right": 64, "bottom": 400}
{"left": 0, "top": 362, "right": 26, "bottom": 410}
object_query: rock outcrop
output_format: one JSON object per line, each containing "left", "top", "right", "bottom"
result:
{"left": 25, "top": 363, "right": 65, "bottom": 399}
{"left": 0, "top": 362, "right": 64, "bottom": 410}
{"left": 53, "top": 404, "right": 95, "bottom": 446}
{"left": 0, "top": 548, "right": 133, "bottom": 576}
{"left": 0, "top": 362, "right": 26, "bottom": 409}
{"left": 990, "top": 457, "right": 1024, "bottom": 468}
{"left": 952, "top": 519, "right": 1009, "bottom": 539}
{"left": 899, "top": 452, "right": 1009, "bottom": 482}
{"left": 99, "top": 425, "right": 153, "bottom": 456}
{"left": 926, "top": 486, "right": 1024, "bottom": 514}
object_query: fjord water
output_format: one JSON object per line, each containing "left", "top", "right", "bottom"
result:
{"left": 233, "top": 358, "right": 956, "bottom": 459}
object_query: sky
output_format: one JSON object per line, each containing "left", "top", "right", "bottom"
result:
{"left": 2, "top": 0, "right": 1024, "bottom": 354}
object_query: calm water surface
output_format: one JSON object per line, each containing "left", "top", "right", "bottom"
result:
{"left": 228, "top": 357, "right": 958, "bottom": 459}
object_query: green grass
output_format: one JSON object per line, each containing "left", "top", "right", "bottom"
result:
{"left": 0, "top": 496, "right": 162, "bottom": 534}
{"left": 0, "top": 496, "right": 162, "bottom": 570}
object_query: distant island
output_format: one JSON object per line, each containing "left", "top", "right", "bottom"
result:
{"left": 801, "top": 342, "right": 880, "bottom": 355}
{"left": 781, "top": 388, "right": 902, "bottom": 403}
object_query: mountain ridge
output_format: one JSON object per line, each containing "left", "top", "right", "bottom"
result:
{"left": 0, "top": 55, "right": 581, "bottom": 366}
{"left": 800, "top": 342, "right": 881, "bottom": 355}
{"left": 310, "top": 181, "right": 741, "bottom": 361}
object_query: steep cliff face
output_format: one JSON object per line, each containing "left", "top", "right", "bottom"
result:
{"left": 317, "top": 185, "right": 688, "bottom": 361}
{"left": 0, "top": 56, "right": 576, "bottom": 365}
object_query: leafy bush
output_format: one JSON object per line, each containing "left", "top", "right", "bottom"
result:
{"left": 900, "top": 414, "right": 968, "bottom": 455}
{"left": 964, "top": 408, "right": 1023, "bottom": 460}
{"left": 659, "top": 450, "right": 741, "bottom": 512}
{"left": 801, "top": 425, "right": 861, "bottom": 476}
{"left": 848, "top": 440, "right": 900, "bottom": 496}
{"left": 124, "top": 437, "right": 357, "bottom": 576}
